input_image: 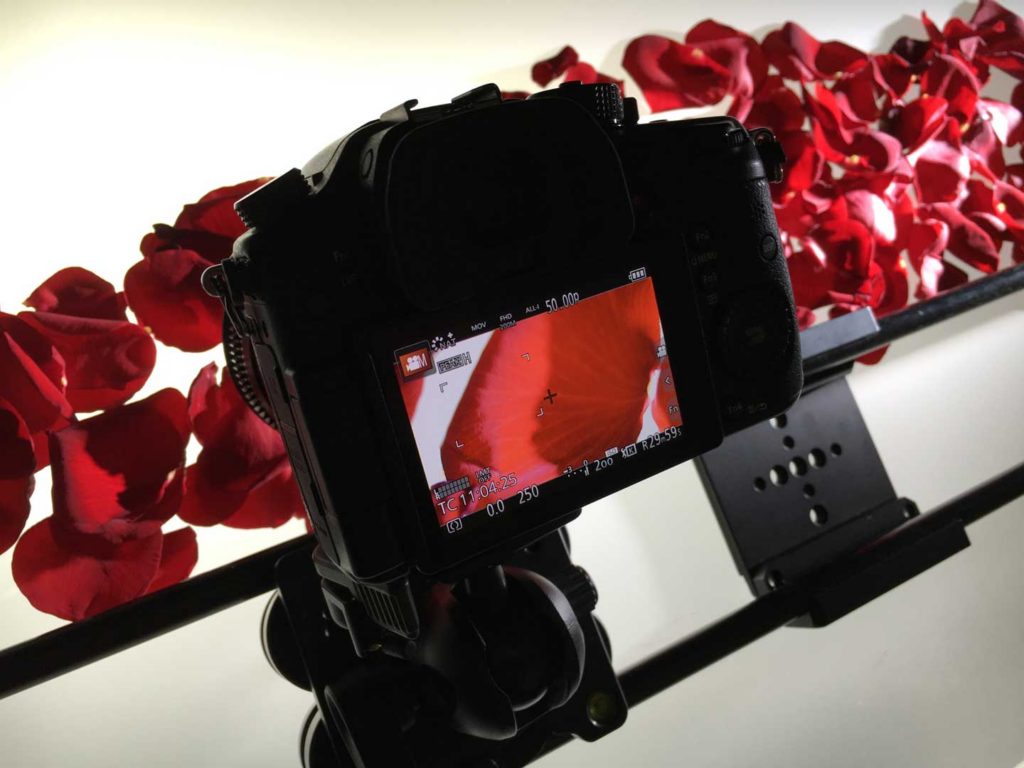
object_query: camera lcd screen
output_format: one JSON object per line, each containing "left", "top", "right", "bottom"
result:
{"left": 393, "top": 271, "right": 683, "bottom": 529}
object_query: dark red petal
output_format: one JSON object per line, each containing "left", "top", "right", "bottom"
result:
{"left": 24, "top": 268, "right": 127, "bottom": 321}
{"left": 17, "top": 312, "right": 156, "bottom": 413}
{"left": 911, "top": 119, "right": 972, "bottom": 203}
{"left": 920, "top": 54, "right": 981, "bottom": 123}
{"left": 920, "top": 203, "right": 1001, "bottom": 273}
{"left": 49, "top": 389, "right": 189, "bottom": 543}
{"left": 146, "top": 527, "right": 198, "bottom": 593}
{"left": 220, "top": 465, "right": 303, "bottom": 529}
{"left": 623, "top": 35, "right": 732, "bottom": 111}
{"left": 174, "top": 179, "right": 268, "bottom": 239}
{"left": 0, "top": 397, "right": 36, "bottom": 480}
{"left": 778, "top": 131, "right": 825, "bottom": 192}
{"left": 123, "top": 247, "right": 224, "bottom": 352}
{"left": 0, "top": 475, "right": 34, "bottom": 555}
{"left": 832, "top": 62, "right": 881, "bottom": 123}
{"left": 763, "top": 23, "right": 866, "bottom": 81}
{"left": 180, "top": 364, "right": 301, "bottom": 529}
{"left": 12, "top": 518, "right": 162, "bottom": 621}
{"left": 744, "top": 77, "right": 805, "bottom": 135}
{"left": 532, "top": 45, "right": 580, "bottom": 87}
{"left": 0, "top": 314, "right": 72, "bottom": 466}
{"left": 886, "top": 97, "right": 949, "bottom": 151}
{"left": 873, "top": 54, "right": 914, "bottom": 100}
{"left": 685, "top": 19, "right": 768, "bottom": 100}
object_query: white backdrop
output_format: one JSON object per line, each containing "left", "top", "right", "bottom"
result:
{"left": 2, "top": 0, "right": 1023, "bottom": 765}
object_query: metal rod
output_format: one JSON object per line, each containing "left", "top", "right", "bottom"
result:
{"left": 0, "top": 535, "right": 314, "bottom": 700}
{"left": 0, "top": 266, "right": 1021, "bottom": 700}
{"left": 615, "top": 460, "right": 1024, "bottom": 706}
{"left": 803, "top": 263, "right": 1024, "bottom": 376}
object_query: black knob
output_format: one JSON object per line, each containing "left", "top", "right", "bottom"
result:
{"left": 531, "top": 81, "right": 625, "bottom": 129}
{"left": 552, "top": 564, "right": 599, "bottom": 616}
{"left": 234, "top": 167, "right": 311, "bottom": 230}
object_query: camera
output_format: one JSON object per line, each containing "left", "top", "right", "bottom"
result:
{"left": 204, "top": 81, "right": 801, "bottom": 658}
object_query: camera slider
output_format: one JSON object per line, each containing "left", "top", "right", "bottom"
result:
{"left": 697, "top": 309, "right": 970, "bottom": 626}
{"left": 262, "top": 530, "right": 626, "bottom": 768}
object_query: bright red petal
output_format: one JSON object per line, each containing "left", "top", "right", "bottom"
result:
{"left": 12, "top": 518, "right": 163, "bottom": 621}
{"left": 920, "top": 203, "right": 1001, "bottom": 273}
{"left": 124, "top": 247, "right": 224, "bottom": 352}
{"left": 17, "top": 311, "right": 156, "bottom": 413}
{"left": 146, "top": 527, "right": 199, "bottom": 593}
{"left": 24, "top": 267, "right": 127, "bottom": 321}
{"left": 49, "top": 389, "right": 189, "bottom": 543}
{"left": 623, "top": 35, "right": 732, "bottom": 111}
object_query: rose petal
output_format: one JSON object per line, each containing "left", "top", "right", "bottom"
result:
{"left": 885, "top": 96, "right": 949, "bottom": 152}
{"left": 920, "top": 203, "right": 1001, "bottom": 272}
{"left": 910, "top": 119, "right": 972, "bottom": 203}
{"left": 24, "top": 267, "right": 127, "bottom": 321}
{"left": 0, "top": 313, "right": 72, "bottom": 466}
{"left": 0, "top": 396, "right": 36, "bottom": 480}
{"left": 179, "top": 364, "right": 302, "bottom": 528}
{"left": 12, "top": 518, "right": 163, "bottom": 621}
{"left": 146, "top": 527, "right": 199, "bottom": 593}
{"left": 744, "top": 77, "right": 805, "bottom": 135}
{"left": 920, "top": 54, "right": 981, "bottom": 123}
{"left": 17, "top": 311, "right": 156, "bottom": 413}
{"left": 532, "top": 46, "right": 580, "bottom": 87}
{"left": 124, "top": 247, "right": 224, "bottom": 352}
{"left": 49, "top": 388, "right": 189, "bottom": 543}
{"left": 174, "top": 179, "right": 267, "bottom": 244}
{"left": 623, "top": 35, "right": 733, "bottom": 111}
{"left": 763, "top": 22, "right": 866, "bottom": 81}
{"left": 0, "top": 475, "right": 34, "bottom": 556}
{"left": 685, "top": 20, "right": 768, "bottom": 100}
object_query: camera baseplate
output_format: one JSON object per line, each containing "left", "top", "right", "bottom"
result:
{"left": 697, "top": 309, "right": 970, "bottom": 626}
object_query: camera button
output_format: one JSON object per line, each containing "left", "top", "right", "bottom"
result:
{"left": 759, "top": 232, "right": 778, "bottom": 261}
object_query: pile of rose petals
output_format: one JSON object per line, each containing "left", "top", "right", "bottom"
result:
{"left": 531, "top": 0, "right": 1022, "bottom": 340}
{"left": 2, "top": 1, "right": 1021, "bottom": 621}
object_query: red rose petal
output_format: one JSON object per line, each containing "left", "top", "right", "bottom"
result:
{"left": 174, "top": 179, "right": 267, "bottom": 243}
{"left": 49, "top": 389, "right": 189, "bottom": 543}
{"left": 623, "top": 35, "right": 733, "bottom": 111}
{"left": 532, "top": 45, "right": 580, "bottom": 87}
{"left": 744, "top": 77, "right": 805, "bottom": 135}
{"left": 920, "top": 203, "right": 1001, "bottom": 273}
{"left": 887, "top": 97, "right": 949, "bottom": 152}
{"left": 124, "top": 247, "right": 224, "bottom": 352}
{"left": 0, "top": 314, "right": 72, "bottom": 467}
{"left": 24, "top": 267, "right": 127, "bottom": 321}
{"left": 0, "top": 475, "right": 34, "bottom": 555}
{"left": 763, "top": 22, "right": 866, "bottom": 81}
{"left": 920, "top": 54, "right": 981, "bottom": 123}
{"left": 17, "top": 311, "right": 156, "bottom": 413}
{"left": 685, "top": 20, "right": 768, "bottom": 100}
{"left": 146, "top": 527, "right": 199, "bottom": 594}
{"left": 179, "top": 365, "right": 303, "bottom": 528}
{"left": 0, "top": 397, "right": 36, "bottom": 480}
{"left": 12, "top": 518, "right": 163, "bottom": 621}
{"left": 910, "top": 119, "right": 972, "bottom": 203}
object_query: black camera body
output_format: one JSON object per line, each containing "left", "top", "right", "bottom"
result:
{"left": 207, "top": 82, "right": 801, "bottom": 643}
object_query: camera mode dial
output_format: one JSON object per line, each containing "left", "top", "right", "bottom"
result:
{"left": 532, "top": 81, "right": 626, "bottom": 129}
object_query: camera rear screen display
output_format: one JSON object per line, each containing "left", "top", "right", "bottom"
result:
{"left": 393, "top": 272, "right": 683, "bottom": 528}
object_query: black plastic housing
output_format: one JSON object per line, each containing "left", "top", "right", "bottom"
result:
{"left": 210, "top": 82, "right": 802, "bottom": 588}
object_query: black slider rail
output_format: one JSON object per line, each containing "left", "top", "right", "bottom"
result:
{"left": 1, "top": 263, "right": 1023, "bottom": 706}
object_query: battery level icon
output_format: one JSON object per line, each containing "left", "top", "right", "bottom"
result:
{"left": 628, "top": 267, "right": 647, "bottom": 281}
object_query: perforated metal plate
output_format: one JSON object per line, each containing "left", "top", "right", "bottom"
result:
{"left": 697, "top": 377, "right": 913, "bottom": 596}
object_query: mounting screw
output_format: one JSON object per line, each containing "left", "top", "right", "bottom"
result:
{"left": 586, "top": 691, "right": 620, "bottom": 727}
